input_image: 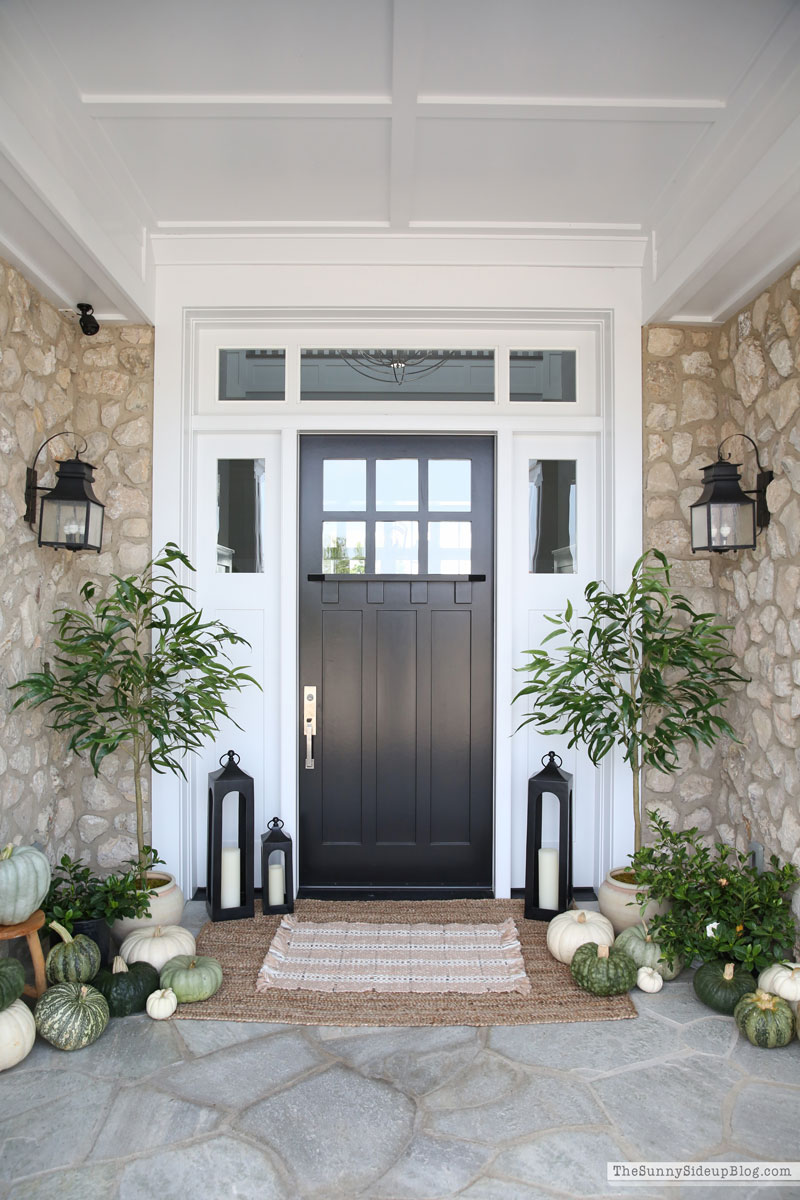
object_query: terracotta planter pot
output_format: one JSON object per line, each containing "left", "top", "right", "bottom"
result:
{"left": 110, "top": 871, "right": 185, "bottom": 943}
{"left": 597, "top": 868, "right": 671, "bottom": 935}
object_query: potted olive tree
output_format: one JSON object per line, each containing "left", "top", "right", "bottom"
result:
{"left": 12, "top": 543, "right": 257, "bottom": 932}
{"left": 515, "top": 549, "right": 744, "bottom": 930}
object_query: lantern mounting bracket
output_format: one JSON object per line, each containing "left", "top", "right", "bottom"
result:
{"left": 24, "top": 432, "right": 88, "bottom": 526}
{"left": 716, "top": 433, "right": 773, "bottom": 531}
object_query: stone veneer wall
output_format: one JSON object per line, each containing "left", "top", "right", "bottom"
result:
{"left": 643, "top": 262, "right": 800, "bottom": 910}
{"left": 0, "top": 256, "right": 154, "bottom": 871}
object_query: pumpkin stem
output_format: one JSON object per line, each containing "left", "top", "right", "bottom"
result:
{"left": 597, "top": 944, "right": 610, "bottom": 959}
{"left": 723, "top": 963, "right": 734, "bottom": 981}
{"left": 576, "top": 912, "right": 587, "bottom": 924}
{"left": 79, "top": 985, "right": 89, "bottom": 999}
{"left": 111, "top": 956, "right": 129, "bottom": 975}
{"left": 1, "top": 843, "right": 14, "bottom": 861}
{"left": 754, "top": 988, "right": 776, "bottom": 1009}
{"left": 48, "top": 920, "right": 74, "bottom": 945}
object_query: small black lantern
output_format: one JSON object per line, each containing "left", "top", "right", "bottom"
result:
{"left": 524, "top": 751, "right": 574, "bottom": 921}
{"left": 206, "top": 750, "right": 255, "bottom": 921}
{"left": 690, "top": 434, "right": 772, "bottom": 554}
{"left": 261, "top": 818, "right": 294, "bottom": 915}
{"left": 25, "top": 433, "right": 105, "bottom": 552}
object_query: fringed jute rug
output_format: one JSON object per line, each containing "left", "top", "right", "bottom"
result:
{"left": 178, "top": 899, "right": 637, "bottom": 1027}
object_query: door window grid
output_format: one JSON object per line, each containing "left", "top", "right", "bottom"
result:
{"left": 321, "top": 455, "right": 473, "bottom": 574}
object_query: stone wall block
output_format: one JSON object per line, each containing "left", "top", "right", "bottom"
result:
{"left": 733, "top": 337, "right": 766, "bottom": 406}
{"left": 647, "top": 327, "right": 684, "bottom": 357}
{"left": 680, "top": 379, "right": 717, "bottom": 422}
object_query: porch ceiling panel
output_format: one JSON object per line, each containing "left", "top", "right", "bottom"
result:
{"left": 412, "top": 118, "right": 710, "bottom": 227}
{"left": 96, "top": 116, "right": 391, "bottom": 225}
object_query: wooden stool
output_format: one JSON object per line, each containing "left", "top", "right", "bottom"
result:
{"left": 0, "top": 908, "right": 47, "bottom": 998}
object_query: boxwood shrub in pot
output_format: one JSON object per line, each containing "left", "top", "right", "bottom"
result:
{"left": 631, "top": 811, "right": 798, "bottom": 975}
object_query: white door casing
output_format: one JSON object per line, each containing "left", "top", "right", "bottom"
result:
{"left": 150, "top": 301, "right": 642, "bottom": 898}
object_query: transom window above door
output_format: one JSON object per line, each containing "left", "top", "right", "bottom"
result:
{"left": 319, "top": 455, "right": 473, "bottom": 575}
{"left": 300, "top": 349, "right": 494, "bottom": 402}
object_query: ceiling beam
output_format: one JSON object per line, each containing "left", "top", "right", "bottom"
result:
{"left": 388, "top": 0, "right": 428, "bottom": 230}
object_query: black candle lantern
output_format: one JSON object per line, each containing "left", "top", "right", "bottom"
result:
{"left": 524, "top": 751, "right": 574, "bottom": 921}
{"left": 261, "top": 818, "right": 294, "bottom": 915}
{"left": 24, "top": 433, "right": 104, "bottom": 552}
{"left": 206, "top": 750, "right": 254, "bottom": 921}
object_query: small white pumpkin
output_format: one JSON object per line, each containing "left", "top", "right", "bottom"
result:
{"left": 0, "top": 999, "right": 37, "bottom": 1071}
{"left": 636, "top": 966, "right": 663, "bottom": 994}
{"left": 757, "top": 962, "right": 800, "bottom": 1014}
{"left": 546, "top": 909, "right": 615, "bottom": 965}
{"left": 119, "top": 925, "right": 196, "bottom": 973}
{"left": 146, "top": 988, "right": 178, "bottom": 1020}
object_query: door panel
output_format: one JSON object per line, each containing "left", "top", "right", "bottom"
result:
{"left": 299, "top": 434, "right": 494, "bottom": 892}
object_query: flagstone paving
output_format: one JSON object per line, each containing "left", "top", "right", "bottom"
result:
{"left": 2, "top": 901, "right": 799, "bottom": 1199}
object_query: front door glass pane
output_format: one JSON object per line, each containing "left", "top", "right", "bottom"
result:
{"left": 429, "top": 460, "right": 471, "bottom": 511}
{"left": 375, "top": 459, "right": 418, "bottom": 511}
{"left": 428, "top": 522, "right": 471, "bottom": 573}
{"left": 529, "top": 459, "right": 576, "bottom": 573}
{"left": 323, "top": 460, "right": 366, "bottom": 511}
{"left": 375, "top": 521, "right": 419, "bottom": 574}
{"left": 322, "top": 522, "right": 366, "bottom": 573}
{"left": 217, "top": 458, "right": 264, "bottom": 572}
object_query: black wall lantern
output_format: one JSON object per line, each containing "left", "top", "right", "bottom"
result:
{"left": 690, "top": 433, "right": 773, "bottom": 554}
{"left": 207, "top": 750, "right": 255, "bottom": 921}
{"left": 261, "top": 818, "right": 294, "bottom": 915}
{"left": 524, "top": 752, "right": 574, "bottom": 921}
{"left": 25, "top": 433, "right": 104, "bottom": 552}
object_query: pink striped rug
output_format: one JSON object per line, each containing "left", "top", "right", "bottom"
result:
{"left": 257, "top": 914, "right": 532, "bottom": 996}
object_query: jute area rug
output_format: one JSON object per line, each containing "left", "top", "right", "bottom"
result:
{"left": 179, "top": 899, "right": 637, "bottom": 1027}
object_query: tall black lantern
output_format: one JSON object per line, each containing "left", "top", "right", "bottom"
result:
{"left": 261, "top": 818, "right": 294, "bottom": 915}
{"left": 25, "top": 434, "right": 104, "bottom": 552}
{"left": 524, "top": 752, "right": 574, "bottom": 921}
{"left": 206, "top": 750, "right": 254, "bottom": 921}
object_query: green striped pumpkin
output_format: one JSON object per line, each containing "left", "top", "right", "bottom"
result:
{"left": 45, "top": 921, "right": 101, "bottom": 984}
{"left": 35, "top": 982, "right": 109, "bottom": 1050}
{"left": 160, "top": 955, "right": 223, "bottom": 1003}
{"left": 0, "top": 959, "right": 25, "bottom": 1012}
{"left": 734, "top": 989, "right": 795, "bottom": 1049}
{"left": 613, "top": 924, "right": 683, "bottom": 980}
{"left": 570, "top": 942, "right": 637, "bottom": 996}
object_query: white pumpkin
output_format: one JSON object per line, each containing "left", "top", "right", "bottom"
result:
{"left": 0, "top": 999, "right": 36, "bottom": 1071}
{"left": 546, "top": 909, "right": 615, "bottom": 965}
{"left": 757, "top": 962, "right": 800, "bottom": 1014}
{"left": 119, "top": 924, "right": 196, "bottom": 973}
{"left": 0, "top": 843, "right": 51, "bottom": 925}
{"left": 146, "top": 988, "right": 178, "bottom": 1020}
{"left": 636, "top": 966, "right": 663, "bottom": 994}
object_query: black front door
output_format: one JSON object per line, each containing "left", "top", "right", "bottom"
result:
{"left": 299, "top": 434, "right": 494, "bottom": 894}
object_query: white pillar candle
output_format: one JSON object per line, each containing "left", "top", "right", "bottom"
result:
{"left": 268, "top": 859, "right": 285, "bottom": 907}
{"left": 538, "top": 847, "right": 559, "bottom": 910}
{"left": 220, "top": 845, "right": 240, "bottom": 909}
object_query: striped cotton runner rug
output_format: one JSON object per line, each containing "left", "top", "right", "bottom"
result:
{"left": 257, "top": 914, "right": 532, "bottom": 995}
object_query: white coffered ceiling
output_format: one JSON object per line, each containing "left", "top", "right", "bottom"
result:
{"left": 1, "top": 0, "right": 799, "bottom": 323}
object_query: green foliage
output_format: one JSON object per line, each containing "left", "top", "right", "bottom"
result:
{"left": 632, "top": 811, "right": 798, "bottom": 974}
{"left": 514, "top": 549, "right": 744, "bottom": 850}
{"left": 10, "top": 543, "right": 258, "bottom": 882}
{"left": 43, "top": 852, "right": 160, "bottom": 932}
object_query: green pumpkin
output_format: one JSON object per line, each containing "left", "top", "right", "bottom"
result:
{"left": 93, "top": 956, "right": 160, "bottom": 1018}
{"left": 0, "top": 959, "right": 25, "bottom": 1012}
{"left": 570, "top": 942, "right": 637, "bottom": 996}
{"left": 613, "top": 924, "right": 683, "bottom": 980}
{"left": 45, "top": 921, "right": 101, "bottom": 984}
{"left": 160, "top": 955, "right": 223, "bottom": 1003}
{"left": 734, "top": 989, "right": 795, "bottom": 1048}
{"left": 0, "top": 843, "right": 51, "bottom": 925}
{"left": 34, "top": 982, "right": 109, "bottom": 1050}
{"left": 693, "top": 960, "right": 755, "bottom": 1014}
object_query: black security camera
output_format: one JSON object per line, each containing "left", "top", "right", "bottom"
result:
{"left": 77, "top": 303, "right": 100, "bottom": 336}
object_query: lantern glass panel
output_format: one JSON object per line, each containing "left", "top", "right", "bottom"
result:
{"left": 710, "top": 499, "right": 755, "bottom": 549}
{"left": 87, "top": 502, "right": 104, "bottom": 550}
{"left": 40, "top": 498, "right": 86, "bottom": 546}
{"left": 691, "top": 504, "right": 710, "bottom": 551}
{"left": 266, "top": 849, "right": 286, "bottom": 906}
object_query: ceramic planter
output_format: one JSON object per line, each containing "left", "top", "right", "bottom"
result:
{"left": 597, "top": 868, "right": 670, "bottom": 934}
{"left": 111, "top": 872, "right": 185, "bottom": 943}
